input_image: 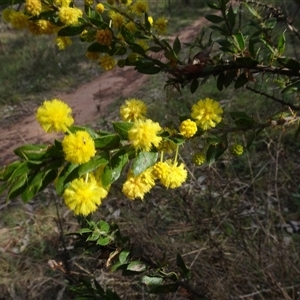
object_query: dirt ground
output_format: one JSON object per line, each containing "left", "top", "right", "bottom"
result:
{"left": 0, "top": 17, "right": 208, "bottom": 165}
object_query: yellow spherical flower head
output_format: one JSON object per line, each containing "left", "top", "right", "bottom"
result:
{"left": 231, "top": 144, "right": 244, "bottom": 156}
{"left": 109, "top": 11, "right": 124, "bottom": 29}
{"left": 2, "top": 8, "right": 15, "bottom": 22}
{"left": 120, "top": 98, "right": 147, "bottom": 122}
{"left": 131, "top": 0, "right": 148, "bottom": 16}
{"left": 154, "top": 17, "right": 168, "bottom": 34}
{"left": 58, "top": 7, "right": 82, "bottom": 26}
{"left": 85, "top": 0, "right": 93, "bottom": 6}
{"left": 96, "top": 29, "right": 113, "bottom": 46}
{"left": 192, "top": 152, "right": 206, "bottom": 166}
{"left": 155, "top": 159, "right": 187, "bottom": 189}
{"left": 179, "top": 119, "right": 197, "bottom": 138}
{"left": 63, "top": 174, "right": 105, "bottom": 216}
{"left": 25, "top": 0, "right": 42, "bottom": 16}
{"left": 36, "top": 98, "right": 74, "bottom": 133}
{"left": 148, "top": 16, "right": 153, "bottom": 26}
{"left": 56, "top": 36, "right": 72, "bottom": 50}
{"left": 62, "top": 131, "right": 96, "bottom": 164}
{"left": 99, "top": 54, "right": 116, "bottom": 71}
{"left": 128, "top": 119, "right": 162, "bottom": 152}
{"left": 96, "top": 3, "right": 105, "bottom": 13}
{"left": 10, "top": 11, "right": 29, "bottom": 29}
{"left": 125, "top": 21, "right": 137, "bottom": 33}
{"left": 28, "top": 20, "right": 56, "bottom": 35}
{"left": 122, "top": 168, "right": 155, "bottom": 200}
{"left": 191, "top": 98, "right": 223, "bottom": 131}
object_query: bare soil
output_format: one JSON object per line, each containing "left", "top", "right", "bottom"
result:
{"left": 0, "top": 18, "right": 208, "bottom": 165}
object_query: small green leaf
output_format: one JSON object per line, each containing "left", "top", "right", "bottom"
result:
{"left": 233, "top": 32, "right": 245, "bottom": 51}
{"left": 260, "top": 38, "right": 276, "bottom": 55}
{"left": 7, "top": 174, "right": 28, "bottom": 200}
{"left": 176, "top": 253, "right": 191, "bottom": 279}
{"left": 206, "top": 135, "right": 228, "bottom": 165}
{"left": 205, "top": 14, "right": 224, "bottom": 24}
{"left": 132, "top": 151, "right": 158, "bottom": 177}
{"left": 230, "top": 111, "right": 255, "bottom": 126}
{"left": 224, "top": 70, "right": 236, "bottom": 88}
{"left": 97, "top": 237, "right": 110, "bottom": 246}
{"left": 277, "top": 30, "right": 286, "bottom": 55}
{"left": 281, "top": 80, "right": 300, "bottom": 94}
{"left": 21, "top": 171, "right": 44, "bottom": 202}
{"left": 58, "top": 25, "right": 85, "bottom": 36}
{"left": 78, "top": 228, "right": 93, "bottom": 234}
{"left": 130, "top": 43, "right": 146, "bottom": 55}
{"left": 234, "top": 73, "right": 248, "bottom": 89}
{"left": 127, "top": 261, "right": 147, "bottom": 272}
{"left": 55, "top": 163, "right": 79, "bottom": 195}
{"left": 0, "top": 161, "right": 22, "bottom": 181}
{"left": 242, "top": 2, "right": 261, "bottom": 19}
{"left": 113, "top": 122, "right": 134, "bottom": 139}
{"left": 227, "top": 5, "right": 236, "bottom": 30}
{"left": 190, "top": 79, "right": 199, "bottom": 94}
{"left": 94, "top": 134, "right": 120, "bottom": 149}
{"left": 119, "top": 249, "right": 130, "bottom": 264}
{"left": 120, "top": 26, "right": 135, "bottom": 43}
{"left": 87, "top": 42, "right": 110, "bottom": 53}
{"left": 206, "top": 1, "right": 220, "bottom": 10}
{"left": 265, "top": 17, "right": 277, "bottom": 29}
{"left": 86, "top": 231, "right": 101, "bottom": 241}
{"left": 78, "top": 154, "right": 109, "bottom": 177}
{"left": 13, "top": 144, "right": 48, "bottom": 161}
{"left": 173, "top": 36, "right": 181, "bottom": 54}
{"left": 141, "top": 276, "right": 163, "bottom": 286}
{"left": 99, "top": 220, "right": 110, "bottom": 233}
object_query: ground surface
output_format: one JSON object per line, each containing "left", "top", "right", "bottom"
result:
{"left": 0, "top": 17, "right": 208, "bottom": 165}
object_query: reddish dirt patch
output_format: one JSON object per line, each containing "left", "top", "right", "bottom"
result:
{"left": 0, "top": 17, "right": 209, "bottom": 165}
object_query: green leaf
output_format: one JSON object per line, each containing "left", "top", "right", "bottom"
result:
{"left": 176, "top": 253, "right": 191, "bottom": 279}
{"left": 21, "top": 171, "right": 44, "bottom": 203}
{"left": 119, "top": 249, "right": 130, "bottom": 264}
{"left": 102, "top": 149, "right": 128, "bottom": 187}
{"left": 9, "top": 161, "right": 31, "bottom": 181}
{"left": 99, "top": 220, "right": 110, "bottom": 233}
{"left": 78, "top": 228, "right": 93, "bottom": 234}
{"left": 233, "top": 32, "right": 245, "bottom": 51}
{"left": 144, "top": 12, "right": 151, "bottom": 31}
{"left": 206, "top": 135, "right": 228, "bottom": 165}
{"left": 265, "top": 17, "right": 277, "bottom": 29}
{"left": 242, "top": 2, "right": 261, "bottom": 19}
{"left": 224, "top": 70, "right": 236, "bottom": 88}
{"left": 173, "top": 36, "right": 181, "bottom": 54}
{"left": 217, "top": 72, "right": 226, "bottom": 91}
{"left": 141, "top": 276, "right": 163, "bottom": 286}
{"left": 58, "top": 25, "right": 85, "bottom": 36}
{"left": 230, "top": 111, "right": 255, "bottom": 126}
{"left": 277, "top": 57, "right": 300, "bottom": 71}
{"left": 130, "top": 43, "right": 146, "bottom": 55}
{"left": 94, "top": 134, "right": 120, "bottom": 149}
{"left": 87, "top": 231, "right": 101, "bottom": 241}
{"left": 96, "top": 237, "right": 110, "bottom": 246}
{"left": 149, "top": 284, "right": 178, "bottom": 294}
{"left": 87, "top": 42, "right": 110, "bottom": 53}
{"left": 120, "top": 26, "right": 134, "bottom": 44}
{"left": 69, "top": 125, "right": 100, "bottom": 139}
{"left": 126, "top": 261, "right": 147, "bottom": 272}
{"left": 205, "top": 14, "right": 224, "bottom": 24}
{"left": 281, "top": 80, "right": 300, "bottom": 94}
{"left": 113, "top": 122, "right": 134, "bottom": 139}
{"left": 78, "top": 154, "right": 109, "bottom": 177}
{"left": 55, "top": 163, "right": 79, "bottom": 195}
{"left": 190, "top": 79, "right": 199, "bottom": 94}
{"left": 7, "top": 174, "right": 28, "bottom": 200}
{"left": 234, "top": 73, "right": 248, "bottom": 89}
{"left": 277, "top": 30, "right": 286, "bottom": 56}
{"left": 132, "top": 151, "right": 158, "bottom": 177}
{"left": 13, "top": 144, "right": 48, "bottom": 161}
{"left": 135, "top": 65, "right": 161, "bottom": 74}
{"left": 0, "top": 161, "right": 22, "bottom": 181}
{"left": 236, "top": 57, "right": 258, "bottom": 67}
{"left": 227, "top": 5, "right": 236, "bottom": 30}
{"left": 260, "top": 38, "right": 276, "bottom": 55}
{"left": 148, "top": 46, "right": 162, "bottom": 53}
{"left": 206, "top": 1, "right": 220, "bottom": 10}
{"left": 248, "top": 38, "right": 256, "bottom": 58}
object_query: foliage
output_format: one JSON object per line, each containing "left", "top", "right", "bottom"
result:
{"left": 1, "top": 0, "right": 300, "bottom": 299}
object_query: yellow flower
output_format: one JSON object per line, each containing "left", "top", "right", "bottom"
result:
{"left": 231, "top": 144, "right": 244, "bottom": 156}
{"left": 148, "top": 16, "right": 153, "bottom": 26}
{"left": 179, "top": 119, "right": 197, "bottom": 138}
{"left": 191, "top": 98, "right": 223, "bottom": 130}
{"left": 63, "top": 174, "right": 106, "bottom": 216}
{"left": 28, "top": 20, "right": 56, "bottom": 35}
{"left": 86, "top": 51, "right": 100, "bottom": 60}
{"left": 2, "top": 8, "right": 15, "bottom": 22}
{"left": 122, "top": 168, "right": 155, "bottom": 200}
{"left": 156, "top": 160, "right": 187, "bottom": 189}
{"left": 62, "top": 131, "right": 96, "bottom": 164}
{"left": 121, "top": 0, "right": 132, "bottom": 5}
{"left": 125, "top": 21, "right": 137, "bottom": 33}
{"left": 10, "top": 11, "right": 29, "bottom": 29}
{"left": 136, "top": 39, "right": 148, "bottom": 51}
{"left": 95, "top": 3, "right": 105, "bottom": 13}
{"left": 131, "top": 0, "right": 148, "bottom": 15}
{"left": 25, "top": 0, "right": 42, "bottom": 16}
{"left": 109, "top": 11, "right": 124, "bottom": 29}
{"left": 128, "top": 119, "right": 162, "bottom": 152}
{"left": 127, "top": 52, "right": 138, "bottom": 63}
{"left": 58, "top": 7, "right": 82, "bottom": 26}
{"left": 53, "top": 0, "right": 71, "bottom": 7}
{"left": 192, "top": 152, "right": 206, "bottom": 166}
{"left": 157, "top": 127, "right": 177, "bottom": 154}
{"left": 96, "top": 29, "right": 113, "bottom": 46}
{"left": 154, "top": 17, "right": 168, "bottom": 34}
{"left": 36, "top": 98, "right": 74, "bottom": 133}
{"left": 56, "top": 36, "right": 72, "bottom": 50}
{"left": 120, "top": 98, "right": 147, "bottom": 121}
{"left": 85, "top": 0, "right": 93, "bottom": 6}
{"left": 99, "top": 54, "right": 116, "bottom": 71}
